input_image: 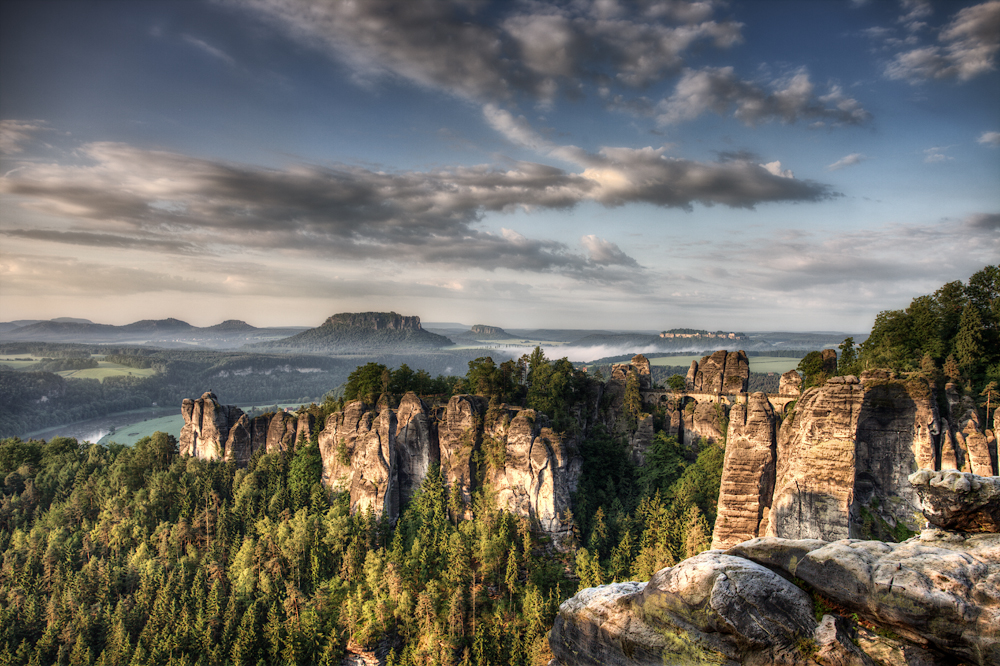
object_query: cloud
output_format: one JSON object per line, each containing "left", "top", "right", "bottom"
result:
{"left": 0, "top": 120, "right": 49, "bottom": 154}
{"left": 886, "top": 1, "right": 1000, "bottom": 81}
{"left": 964, "top": 212, "right": 1000, "bottom": 230}
{"left": 923, "top": 146, "right": 953, "bottom": 163}
{"left": 826, "top": 153, "right": 869, "bottom": 170}
{"left": 978, "top": 130, "right": 1000, "bottom": 147}
{"left": 581, "top": 235, "right": 640, "bottom": 267}
{"left": 0, "top": 139, "right": 836, "bottom": 285}
{"left": 656, "top": 67, "right": 871, "bottom": 127}
{"left": 181, "top": 34, "right": 237, "bottom": 66}
{"left": 235, "top": 0, "right": 742, "bottom": 103}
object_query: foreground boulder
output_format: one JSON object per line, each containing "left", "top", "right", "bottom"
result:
{"left": 910, "top": 469, "right": 1000, "bottom": 532}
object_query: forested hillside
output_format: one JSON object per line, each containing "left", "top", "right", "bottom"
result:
{"left": 0, "top": 350, "right": 725, "bottom": 666}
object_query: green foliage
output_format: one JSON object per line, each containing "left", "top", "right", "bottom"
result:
{"left": 666, "top": 374, "right": 687, "bottom": 391}
{"left": 858, "top": 266, "right": 999, "bottom": 390}
{"left": 797, "top": 352, "right": 827, "bottom": 388}
{"left": 837, "top": 337, "right": 861, "bottom": 376}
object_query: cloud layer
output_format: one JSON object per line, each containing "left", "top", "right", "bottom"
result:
{"left": 237, "top": 0, "right": 744, "bottom": 104}
{"left": 1, "top": 138, "right": 834, "bottom": 284}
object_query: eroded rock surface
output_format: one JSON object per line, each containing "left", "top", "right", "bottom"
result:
{"left": 712, "top": 393, "right": 777, "bottom": 549}
{"left": 910, "top": 470, "right": 1000, "bottom": 532}
{"left": 687, "top": 350, "right": 749, "bottom": 395}
{"left": 779, "top": 370, "right": 802, "bottom": 396}
{"left": 180, "top": 392, "right": 243, "bottom": 460}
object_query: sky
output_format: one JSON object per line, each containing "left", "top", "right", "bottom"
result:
{"left": 0, "top": 0, "right": 997, "bottom": 332}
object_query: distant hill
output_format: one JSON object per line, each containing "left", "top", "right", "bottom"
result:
{"left": 453, "top": 324, "right": 513, "bottom": 342}
{"left": 250, "top": 312, "right": 454, "bottom": 352}
{"left": 0, "top": 318, "right": 308, "bottom": 349}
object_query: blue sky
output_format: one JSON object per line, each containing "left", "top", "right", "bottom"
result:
{"left": 1, "top": 0, "right": 997, "bottom": 331}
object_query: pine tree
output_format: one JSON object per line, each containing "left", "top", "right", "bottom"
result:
{"left": 955, "top": 303, "right": 985, "bottom": 378}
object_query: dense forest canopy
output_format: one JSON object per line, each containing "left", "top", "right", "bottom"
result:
{"left": 0, "top": 347, "right": 727, "bottom": 666}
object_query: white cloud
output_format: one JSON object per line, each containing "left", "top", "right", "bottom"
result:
{"left": 0, "top": 120, "right": 49, "bottom": 154}
{"left": 923, "top": 146, "right": 953, "bottom": 163}
{"left": 656, "top": 67, "right": 871, "bottom": 127}
{"left": 886, "top": 1, "right": 1000, "bottom": 81}
{"left": 235, "top": 0, "right": 743, "bottom": 104}
{"left": 826, "top": 153, "right": 869, "bottom": 170}
{"left": 181, "top": 35, "right": 236, "bottom": 66}
{"left": 977, "top": 130, "right": 1000, "bottom": 147}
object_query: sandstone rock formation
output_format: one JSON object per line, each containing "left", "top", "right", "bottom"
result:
{"left": 180, "top": 392, "right": 244, "bottom": 460}
{"left": 486, "top": 408, "right": 580, "bottom": 540}
{"left": 766, "top": 373, "right": 933, "bottom": 541}
{"left": 711, "top": 393, "right": 777, "bottom": 549}
{"left": 779, "top": 369, "right": 802, "bottom": 396}
{"left": 318, "top": 401, "right": 399, "bottom": 522}
{"left": 395, "top": 392, "right": 439, "bottom": 503}
{"left": 910, "top": 470, "right": 1000, "bottom": 532}
{"left": 682, "top": 401, "right": 727, "bottom": 448}
{"left": 437, "top": 394, "right": 485, "bottom": 513}
{"left": 686, "top": 350, "right": 749, "bottom": 395}
{"left": 553, "top": 470, "right": 1000, "bottom": 665}
{"left": 610, "top": 354, "right": 652, "bottom": 390}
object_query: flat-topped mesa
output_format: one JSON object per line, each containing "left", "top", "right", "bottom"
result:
{"left": 323, "top": 311, "right": 423, "bottom": 330}
{"left": 468, "top": 324, "right": 510, "bottom": 338}
{"left": 685, "top": 350, "right": 749, "bottom": 395}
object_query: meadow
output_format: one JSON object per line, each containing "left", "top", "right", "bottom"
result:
{"left": 0, "top": 354, "right": 159, "bottom": 381}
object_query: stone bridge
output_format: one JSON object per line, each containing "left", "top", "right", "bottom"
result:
{"left": 640, "top": 389, "right": 799, "bottom": 414}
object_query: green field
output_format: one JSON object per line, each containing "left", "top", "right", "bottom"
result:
{"left": 57, "top": 361, "right": 158, "bottom": 382}
{"left": 648, "top": 355, "right": 802, "bottom": 375}
{"left": 0, "top": 354, "right": 44, "bottom": 369}
{"left": 0, "top": 355, "right": 157, "bottom": 382}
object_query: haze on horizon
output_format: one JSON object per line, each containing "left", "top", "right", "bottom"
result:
{"left": 0, "top": 0, "right": 997, "bottom": 332}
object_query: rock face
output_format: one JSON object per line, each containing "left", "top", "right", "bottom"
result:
{"left": 910, "top": 470, "right": 1000, "bottom": 532}
{"left": 318, "top": 401, "right": 400, "bottom": 522}
{"left": 553, "top": 473, "right": 1000, "bottom": 666}
{"left": 766, "top": 374, "right": 932, "bottom": 541}
{"left": 712, "top": 393, "right": 778, "bottom": 549}
{"left": 486, "top": 408, "right": 581, "bottom": 540}
{"left": 395, "top": 392, "right": 439, "bottom": 504}
{"left": 437, "top": 395, "right": 485, "bottom": 513}
{"left": 610, "top": 354, "right": 651, "bottom": 390}
{"left": 707, "top": 370, "right": 982, "bottom": 548}
{"left": 686, "top": 350, "right": 749, "bottom": 395}
{"left": 180, "top": 392, "right": 244, "bottom": 460}
{"left": 779, "top": 370, "right": 802, "bottom": 396}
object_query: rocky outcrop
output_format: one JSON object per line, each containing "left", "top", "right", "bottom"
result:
{"left": 554, "top": 525, "right": 1000, "bottom": 666}
{"left": 712, "top": 393, "right": 777, "bottom": 549}
{"left": 180, "top": 392, "right": 244, "bottom": 460}
{"left": 686, "top": 350, "right": 749, "bottom": 395}
{"left": 765, "top": 373, "right": 936, "bottom": 542}
{"left": 318, "top": 401, "right": 399, "bottom": 521}
{"left": 486, "top": 408, "right": 580, "bottom": 541}
{"left": 779, "top": 370, "right": 802, "bottom": 396}
{"left": 395, "top": 392, "right": 439, "bottom": 503}
{"left": 910, "top": 470, "right": 1000, "bottom": 532}
{"left": 682, "top": 401, "right": 727, "bottom": 448}
{"left": 610, "top": 354, "right": 651, "bottom": 390}
{"left": 266, "top": 411, "right": 298, "bottom": 454}
{"left": 438, "top": 395, "right": 485, "bottom": 514}
{"left": 551, "top": 551, "right": 866, "bottom": 666}
{"left": 627, "top": 414, "right": 656, "bottom": 466}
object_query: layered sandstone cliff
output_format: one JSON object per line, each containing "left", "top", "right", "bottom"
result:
{"left": 685, "top": 350, "right": 749, "bottom": 394}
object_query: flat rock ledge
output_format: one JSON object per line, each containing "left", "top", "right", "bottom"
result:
{"left": 551, "top": 530, "right": 1000, "bottom": 666}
